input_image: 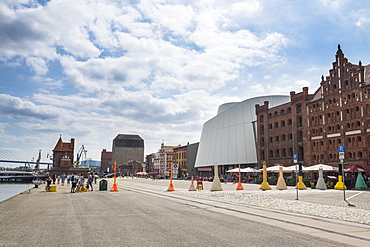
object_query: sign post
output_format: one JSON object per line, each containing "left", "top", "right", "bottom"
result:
{"left": 293, "top": 154, "right": 298, "bottom": 200}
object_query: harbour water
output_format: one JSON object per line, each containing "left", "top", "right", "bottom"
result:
{"left": 0, "top": 184, "right": 34, "bottom": 202}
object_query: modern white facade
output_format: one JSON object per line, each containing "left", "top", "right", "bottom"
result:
{"left": 195, "top": 95, "right": 290, "bottom": 167}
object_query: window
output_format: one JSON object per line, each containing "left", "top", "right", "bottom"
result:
{"left": 281, "top": 120, "right": 285, "bottom": 127}
{"left": 274, "top": 122, "right": 278, "bottom": 128}
{"left": 288, "top": 119, "right": 292, "bottom": 125}
{"left": 297, "top": 104, "right": 302, "bottom": 114}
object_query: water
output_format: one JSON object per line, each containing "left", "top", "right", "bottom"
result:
{"left": 0, "top": 184, "right": 34, "bottom": 202}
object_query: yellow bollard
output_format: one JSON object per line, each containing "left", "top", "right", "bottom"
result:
{"left": 294, "top": 176, "right": 307, "bottom": 190}
{"left": 259, "top": 161, "right": 271, "bottom": 190}
{"left": 334, "top": 175, "right": 347, "bottom": 190}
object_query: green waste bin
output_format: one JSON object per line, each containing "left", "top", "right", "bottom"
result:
{"left": 99, "top": 179, "right": 108, "bottom": 191}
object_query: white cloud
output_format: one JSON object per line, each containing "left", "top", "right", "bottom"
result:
{"left": 26, "top": 56, "right": 48, "bottom": 75}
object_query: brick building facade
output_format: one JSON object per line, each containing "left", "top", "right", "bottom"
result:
{"left": 256, "top": 45, "right": 370, "bottom": 171}
{"left": 100, "top": 149, "right": 112, "bottom": 173}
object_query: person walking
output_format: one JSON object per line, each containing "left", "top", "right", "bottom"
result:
{"left": 70, "top": 173, "right": 77, "bottom": 193}
{"left": 45, "top": 176, "right": 52, "bottom": 191}
{"left": 61, "top": 173, "right": 66, "bottom": 186}
{"left": 88, "top": 172, "right": 93, "bottom": 191}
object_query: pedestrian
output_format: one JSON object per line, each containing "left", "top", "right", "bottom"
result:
{"left": 67, "top": 174, "right": 70, "bottom": 184}
{"left": 61, "top": 173, "right": 66, "bottom": 186}
{"left": 70, "top": 173, "right": 77, "bottom": 193}
{"left": 78, "top": 173, "right": 85, "bottom": 192}
{"left": 45, "top": 176, "right": 52, "bottom": 191}
{"left": 88, "top": 172, "right": 93, "bottom": 191}
{"left": 52, "top": 174, "right": 56, "bottom": 184}
{"left": 57, "top": 175, "right": 60, "bottom": 184}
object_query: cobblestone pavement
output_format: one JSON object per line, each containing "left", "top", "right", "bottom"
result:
{"left": 270, "top": 189, "right": 370, "bottom": 210}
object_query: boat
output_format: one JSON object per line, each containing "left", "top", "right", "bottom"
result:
{"left": 0, "top": 171, "right": 43, "bottom": 183}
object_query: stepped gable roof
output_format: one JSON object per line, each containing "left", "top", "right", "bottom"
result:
{"left": 53, "top": 137, "right": 64, "bottom": 151}
{"left": 53, "top": 137, "right": 74, "bottom": 151}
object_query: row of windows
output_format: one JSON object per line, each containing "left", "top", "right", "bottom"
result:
{"left": 312, "top": 151, "right": 363, "bottom": 161}
{"left": 268, "top": 148, "right": 294, "bottom": 158}
{"left": 259, "top": 104, "right": 302, "bottom": 123}
{"left": 312, "top": 136, "right": 363, "bottom": 151}
{"left": 267, "top": 119, "right": 292, "bottom": 129}
{"left": 311, "top": 121, "right": 363, "bottom": 136}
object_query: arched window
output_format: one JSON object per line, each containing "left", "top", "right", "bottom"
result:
{"left": 297, "top": 104, "right": 302, "bottom": 114}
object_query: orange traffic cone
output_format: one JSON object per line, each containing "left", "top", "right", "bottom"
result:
{"left": 189, "top": 176, "right": 196, "bottom": 191}
{"left": 111, "top": 182, "right": 119, "bottom": 192}
{"left": 236, "top": 182, "right": 244, "bottom": 190}
{"left": 167, "top": 180, "right": 175, "bottom": 191}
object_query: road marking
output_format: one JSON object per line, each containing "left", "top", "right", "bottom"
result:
{"left": 347, "top": 191, "right": 364, "bottom": 200}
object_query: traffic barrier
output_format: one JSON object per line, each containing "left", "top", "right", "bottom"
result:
{"left": 295, "top": 176, "right": 307, "bottom": 190}
{"left": 197, "top": 181, "right": 203, "bottom": 190}
{"left": 276, "top": 166, "right": 287, "bottom": 190}
{"left": 259, "top": 161, "right": 271, "bottom": 190}
{"left": 210, "top": 164, "right": 223, "bottom": 191}
{"left": 188, "top": 177, "right": 196, "bottom": 191}
{"left": 355, "top": 171, "right": 367, "bottom": 190}
{"left": 45, "top": 185, "right": 57, "bottom": 192}
{"left": 315, "top": 167, "right": 327, "bottom": 190}
{"left": 167, "top": 180, "right": 175, "bottom": 191}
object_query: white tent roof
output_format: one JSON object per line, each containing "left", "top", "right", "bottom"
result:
{"left": 303, "top": 164, "right": 338, "bottom": 171}
{"left": 226, "top": 167, "right": 260, "bottom": 173}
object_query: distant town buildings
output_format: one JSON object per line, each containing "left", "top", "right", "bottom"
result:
{"left": 51, "top": 136, "right": 89, "bottom": 175}
{"left": 112, "top": 134, "right": 144, "bottom": 175}
{"left": 52, "top": 137, "right": 75, "bottom": 168}
{"left": 100, "top": 149, "right": 112, "bottom": 172}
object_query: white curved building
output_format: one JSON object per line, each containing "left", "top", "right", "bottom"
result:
{"left": 195, "top": 95, "right": 290, "bottom": 168}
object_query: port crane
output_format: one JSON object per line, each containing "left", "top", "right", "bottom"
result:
{"left": 75, "top": 145, "right": 87, "bottom": 166}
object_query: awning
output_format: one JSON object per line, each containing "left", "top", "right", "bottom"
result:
{"left": 198, "top": 168, "right": 212, "bottom": 172}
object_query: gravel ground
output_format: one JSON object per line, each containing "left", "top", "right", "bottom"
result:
{"left": 120, "top": 179, "right": 370, "bottom": 225}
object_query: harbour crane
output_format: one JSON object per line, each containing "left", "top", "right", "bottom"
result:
{"left": 75, "top": 145, "right": 87, "bottom": 166}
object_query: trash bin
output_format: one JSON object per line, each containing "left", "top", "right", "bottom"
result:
{"left": 99, "top": 179, "right": 108, "bottom": 191}
{"left": 197, "top": 181, "right": 203, "bottom": 190}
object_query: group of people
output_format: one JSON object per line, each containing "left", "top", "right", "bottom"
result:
{"left": 70, "top": 172, "right": 96, "bottom": 193}
{"left": 45, "top": 172, "right": 97, "bottom": 193}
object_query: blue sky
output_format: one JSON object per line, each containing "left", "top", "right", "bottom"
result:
{"left": 1, "top": 0, "right": 370, "bottom": 165}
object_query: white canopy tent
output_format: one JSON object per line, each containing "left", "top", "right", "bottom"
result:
{"left": 303, "top": 164, "right": 338, "bottom": 172}
{"left": 226, "top": 167, "right": 260, "bottom": 173}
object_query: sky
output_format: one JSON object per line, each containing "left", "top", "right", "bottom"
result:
{"left": 1, "top": 0, "right": 370, "bottom": 166}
